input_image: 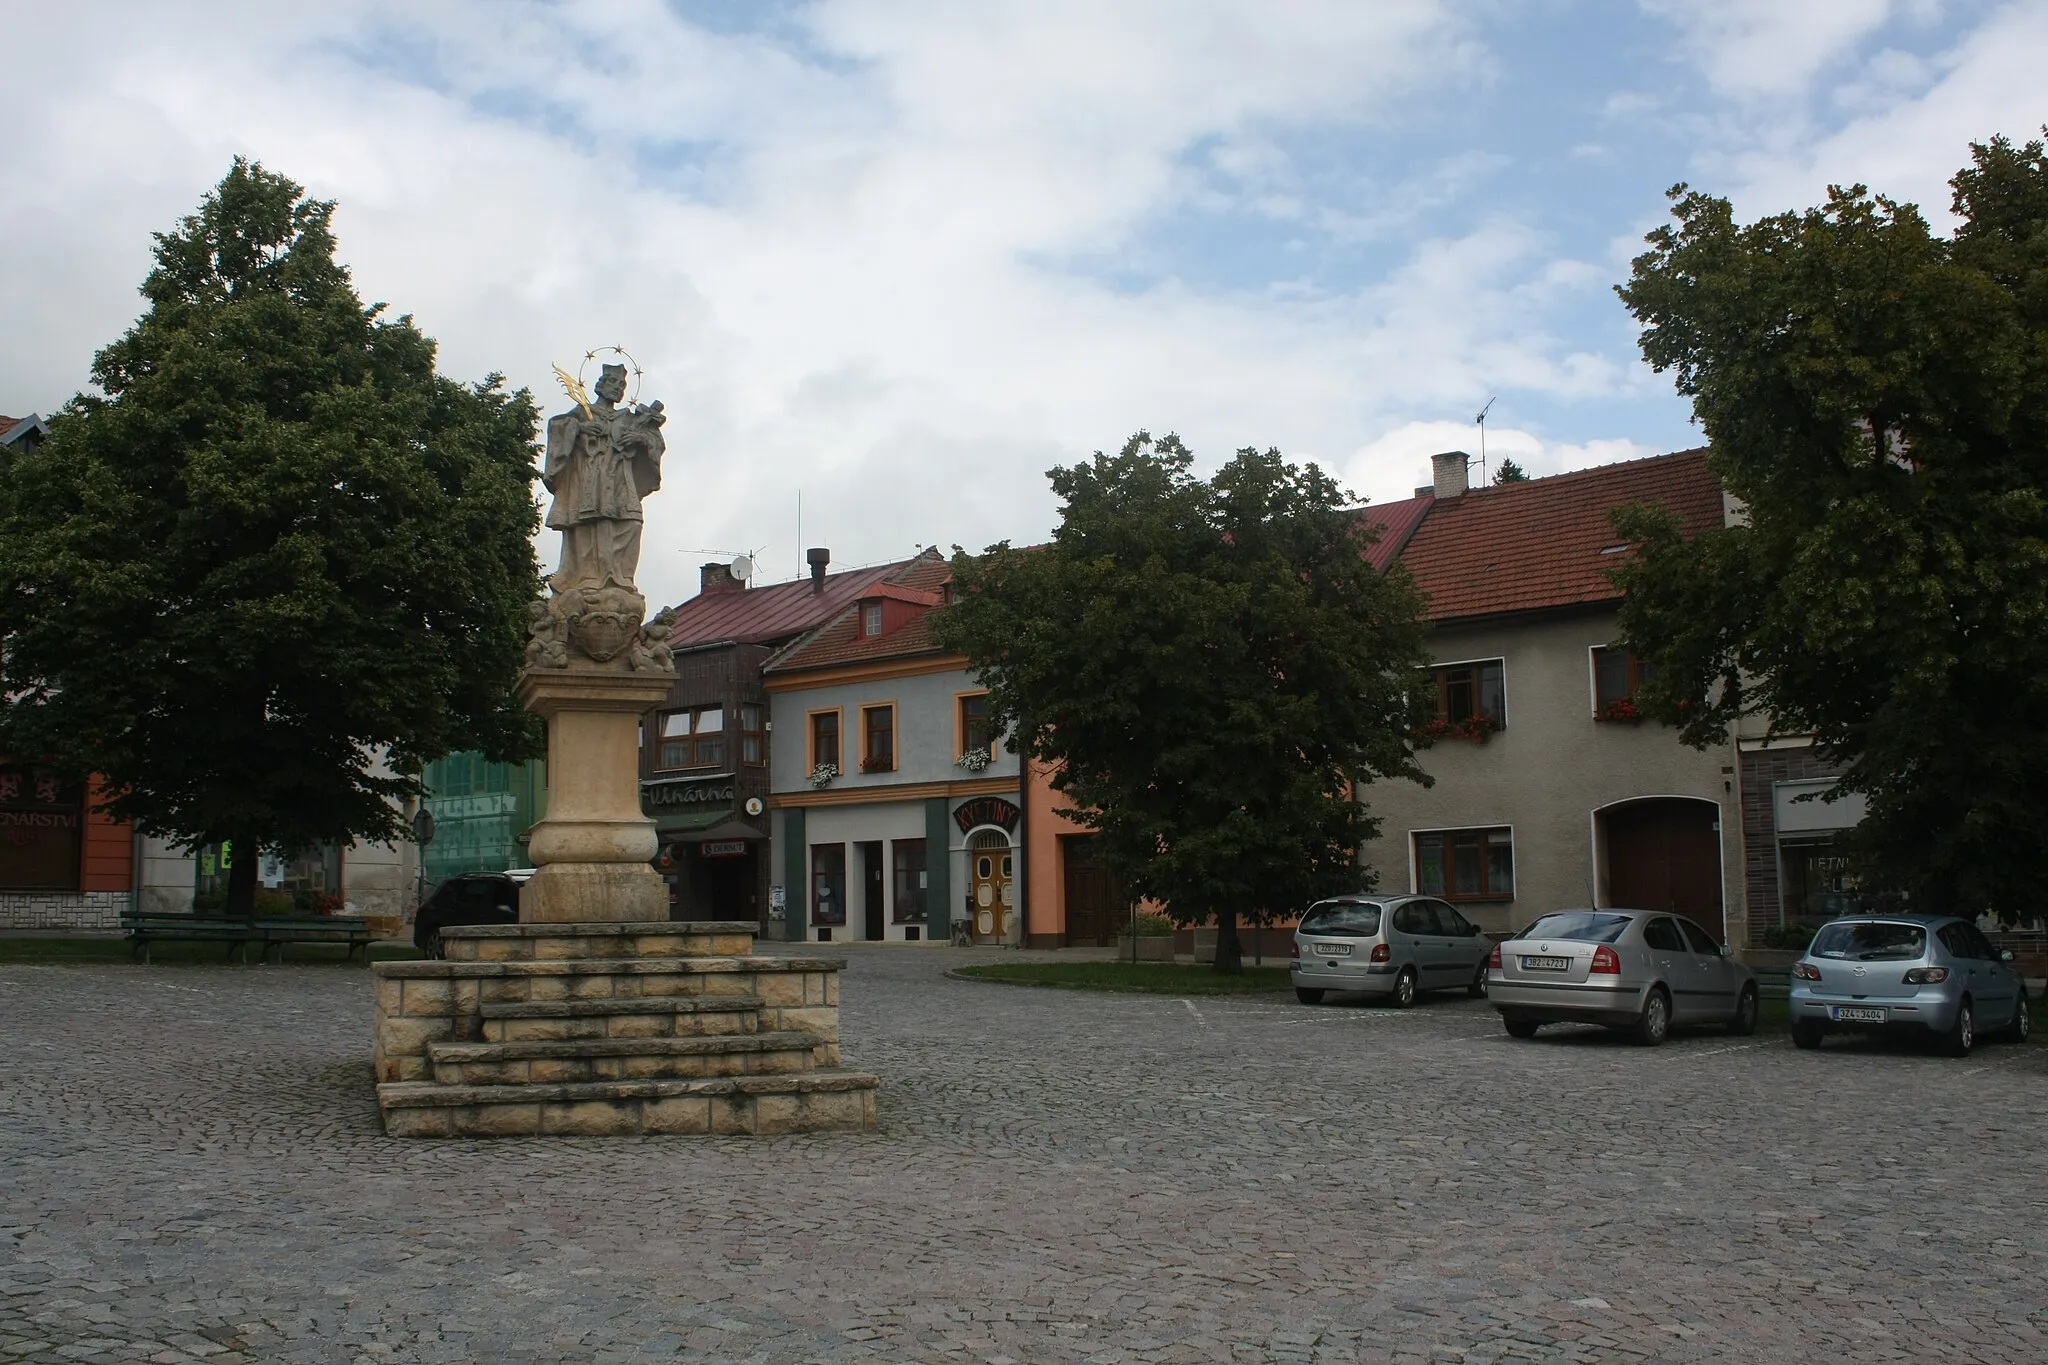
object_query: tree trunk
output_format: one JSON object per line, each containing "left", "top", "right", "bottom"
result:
{"left": 225, "top": 834, "right": 260, "bottom": 918}
{"left": 1213, "top": 906, "right": 1244, "bottom": 975}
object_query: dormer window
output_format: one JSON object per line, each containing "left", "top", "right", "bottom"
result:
{"left": 862, "top": 602, "right": 884, "bottom": 636}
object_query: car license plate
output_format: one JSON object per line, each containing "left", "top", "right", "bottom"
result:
{"left": 1831, "top": 1006, "right": 1887, "bottom": 1023}
{"left": 1312, "top": 944, "right": 1352, "bottom": 957}
{"left": 1520, "top": 955, "right": 1571, "bottom": 971}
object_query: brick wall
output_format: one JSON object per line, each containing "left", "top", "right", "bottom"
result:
{"left": 0, "top": 890, "right": 127, "bottom": 930}
{"left": 1738, "top": 745, "right": 1846, "bottom": 937}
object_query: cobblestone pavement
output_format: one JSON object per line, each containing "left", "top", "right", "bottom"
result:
{"left": 4, "top": 947, "right": 2046, "bottom": 1364}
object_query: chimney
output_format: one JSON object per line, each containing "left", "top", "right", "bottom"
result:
{"left": 1431, "top": 450, "right": 1471, "bottom": 499}
{"left": 806, "top": 546, "right": 830, "bottom": 591}
{"left": 699, "top": 561, "right": 744, "bottom": 595}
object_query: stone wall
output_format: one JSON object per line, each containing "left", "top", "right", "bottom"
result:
{"left": 0, "top": 890, "right": 127, "bottom": 931}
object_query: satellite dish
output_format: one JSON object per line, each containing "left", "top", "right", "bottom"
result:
{"left": 729, "top": 555, "right": 754, "bottom": 582}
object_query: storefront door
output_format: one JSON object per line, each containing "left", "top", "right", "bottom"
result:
{"left": 968, "top": 831, "right": 1012, "bottom": 943}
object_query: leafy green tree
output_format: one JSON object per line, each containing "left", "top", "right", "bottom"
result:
{"left": 0, "top": 159, "right": 542, "bottom": 914}
{"left": 1610, "top": 135, "right": 2048, "bottom": 920}
{"left": 1492, "top": 457, "right": 1529, "bottom": 484}
{"left": 933, "top": 433, "right": 1430, "bottom": 971}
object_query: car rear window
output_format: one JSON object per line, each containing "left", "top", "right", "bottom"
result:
{"left": 1812, "top": 921, "right": 1926, "bottom": 961}
{"left": 1522, "top": 912, "right": 1633, "bottom": 944}
{"left": 1299, "top": 901, "right": 1383, "bottom": 937}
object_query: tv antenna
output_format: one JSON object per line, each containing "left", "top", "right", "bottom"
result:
{"left": 1475, "top": 396, "right": 1496, "bottom": 486}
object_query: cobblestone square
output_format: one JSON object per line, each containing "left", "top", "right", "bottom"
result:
{"left": 4, "top": 947, "right": 2045, "bottom": 1363}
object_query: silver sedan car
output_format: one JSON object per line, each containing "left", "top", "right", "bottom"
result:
{"left": 1489, "top": 909, "right": 1758, "bottom": 1045}
{"left": 1789, "top": 914, "right": 2030, "bottom": 1057}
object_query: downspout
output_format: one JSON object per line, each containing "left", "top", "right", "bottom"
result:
{"left": 1016, "top": 746, "right": 1031, "bottom": 949}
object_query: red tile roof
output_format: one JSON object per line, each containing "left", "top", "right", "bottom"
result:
{"left": 1394, "top": 448, "right": 1722, "bottom": 622}
{"left": 763, "top": 551, "right": 957, "bottom": 675}
{"left": 665, "top": 556, "right": 914, "bottom": 649}
{"left": 1356, "top": 493, "right": 1433, "bottom": 572}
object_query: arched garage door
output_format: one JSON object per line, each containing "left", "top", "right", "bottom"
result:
{"left": 1598, "top": 798, "right": 1725, "bottom": 942}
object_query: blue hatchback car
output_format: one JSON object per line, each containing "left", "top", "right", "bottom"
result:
{"left": 1789, "top": 914, "right": 2030, "bottom": 1056}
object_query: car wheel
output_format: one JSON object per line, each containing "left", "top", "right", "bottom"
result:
{"left": 1295, "top": 986, "right": 1325, "bottom": 1006}
{"left": 1632, "top": 987, "right": 1671, "bottom": 1046}
{"left": 2001, "top": 991, "right": 2030, "bottom": 1044}
{"left": 1944, "top": 998, "right": 1975, "bottom": 1058}
{"left": 1791, "top": 1019, "right": 1825, "bottom": 1050}
{"left": 1502, "top": 1015, "right": 1540, "bottom": 1039}
{"left": 420, "top": 928, "right": 444, "bottom": 961}
{"left": 1468, "top": 962, "right": 1488, "bottom": 999}
{"left": 1391, "top": 966, "right": 1418, "bottom": 1009}
{"left": 1728, "top": 984, "right": 1759, "bottom": 1037}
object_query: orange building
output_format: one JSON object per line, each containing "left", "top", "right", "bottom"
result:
{"left": 0, "top": 767, "right": 135, "bottom": 930}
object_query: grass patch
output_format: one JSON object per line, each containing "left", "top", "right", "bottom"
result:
{"left": 953, "top": 961, "right": 1292, "bottom": 995}
{"left": 0, "top": 937, "right": 423, "bottom": 966}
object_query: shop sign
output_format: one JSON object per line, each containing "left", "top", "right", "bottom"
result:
{"left": 701, "top": 840, "right": 749, "bottom": 858}
{"left": 642, "top": 774, "right": 737, "bottom": 811}
{"left": 953, "top": 795, "right": 1021, "bottom": 834}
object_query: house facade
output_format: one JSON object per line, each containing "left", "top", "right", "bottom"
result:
{"left": 1360, "top": 449, "right": 1748, "bottom": 945}
{"left": 764, "top": 553, "right": 1024, "bottom": 944}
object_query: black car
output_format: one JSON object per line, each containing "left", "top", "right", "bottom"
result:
{"left": 413, "top": 871, "right": 527, "bottom": 957}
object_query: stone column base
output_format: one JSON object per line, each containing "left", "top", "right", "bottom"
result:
{"left": 520, "top": 861, "right": 668, "bottom": 924}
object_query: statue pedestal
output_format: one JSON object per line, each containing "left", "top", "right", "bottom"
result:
{"left": 516, "top": 666, "right": 673, "bottom": 923}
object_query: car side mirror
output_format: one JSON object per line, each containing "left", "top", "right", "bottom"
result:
{"left": 2001, "top": 949, "right": 2016, "bottom": 963}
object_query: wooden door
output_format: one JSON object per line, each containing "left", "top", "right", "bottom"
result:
{"left": 969, "top": 838, "right": 1012, "bottom": 943}
{"left": 1603, "top": 799, "right": 1724, "bottom": 942}
{"left": 861, "top": 841, "right": 885, "bottom": 941}
{"left": 1062, "top": 835, "right": 1125, "bottom": 946}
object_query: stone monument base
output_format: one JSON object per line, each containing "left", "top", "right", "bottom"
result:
{"left": 372, "top": 921, "right": 877, "bottom": 1137}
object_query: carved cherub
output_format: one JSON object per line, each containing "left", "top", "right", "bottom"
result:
{"left": 629, "top": 606, "right": 678, "bottom": 672}
{"left": 524, "top": 597, "right": 569, "bottom": 669}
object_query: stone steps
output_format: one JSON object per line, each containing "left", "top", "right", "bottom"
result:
{"left": 373, "top": 918, "right": 876, "bottom": 1136}
{"left": 376, "top": 1071, "right": 880, "bottom": 1137}
{"left": 479, "top": 994, "right": 766, "bottom": 1041}
{"left": 427, "top": 1031, "right": 831, "bottom": 1085}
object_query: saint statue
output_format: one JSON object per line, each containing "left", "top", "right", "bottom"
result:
{"left": 542, "top": 362, "right": 666, "bottom": 591}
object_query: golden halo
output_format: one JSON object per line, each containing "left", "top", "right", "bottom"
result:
{"left": 577, "top": 345, "right": 645, "bottom": 405}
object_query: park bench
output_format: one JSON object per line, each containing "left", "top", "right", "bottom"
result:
{"left": 121, "top": 911, "right": 374, "bottom": 964}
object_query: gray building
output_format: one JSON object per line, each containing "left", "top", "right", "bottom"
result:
{"left": 1359, "top": 449, "right": 1750, "bottom": 944}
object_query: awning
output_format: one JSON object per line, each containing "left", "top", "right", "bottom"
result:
{"left": 658, "top": 814, "right": 762, "bottom": 844}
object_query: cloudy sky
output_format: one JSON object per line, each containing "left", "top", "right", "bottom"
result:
{"left": 2, "top": 1, "right": 2043, "bottom": 609}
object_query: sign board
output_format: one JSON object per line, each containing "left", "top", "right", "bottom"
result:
{"left": 953, "top": 795, "right": 1022, "bottom": 834}
{"left": 701, "top": 840, "right": 749, "bottom": 858}
{"left": 642, "top": 774, "right": 738, "bottom": 811}
{"left": 769, "top": 884, "right": 787, "bottom": 910}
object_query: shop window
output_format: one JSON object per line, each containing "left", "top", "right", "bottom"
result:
{"left": 0, "top": 766, "right": 82, "bottom": 891}
{"left": 892, "top": 838, "right": 928, "bottom": 922}
{"left": 1428, "top": 660, "right": 1506, "bottom": 729}
{"left": 656, "top": 706, "right": 726, "bottom": 770}
{"left": 193, "top": 841, "right": 342, "bottom": 913}
{"left": 739, "top": 704, "right": 766, "bottom": 765}
{"left": 958, "top": 692, "right": 994, "bottom": 759}
{"left": 809, "top": 710, "right": 840, "bottom": 772}
{"left": 861, "top": 704, "right": 895, "bottom": 773}
{"left": 1414, "top": 827, "right": 1514, "bottom": 901}
{"left": 811, "top": 843, "right": 847, "bottom": 927}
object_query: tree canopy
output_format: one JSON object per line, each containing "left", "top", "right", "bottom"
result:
{"left": 1610, "top": 134, "right": 2048, "bottom": 920}
{"left": 0, "top": 159, "right": 542, "bottom": 912}
{"left": 932, "top": 433, "right": 1430, "bottom": 970}
{"left": 1492, "top": 457, "right": 1529, "bottom": 484}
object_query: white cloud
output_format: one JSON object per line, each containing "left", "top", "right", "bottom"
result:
{"left": 1642, "top": 0, "right": 1897, "bottom": 100}
{"left": 2, "top": 0, "right": 1658, "bottom": 613}
{"left": 1719, "top": 1, "right": 2048, "bottom": 225}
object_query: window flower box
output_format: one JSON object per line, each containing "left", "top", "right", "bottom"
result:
{"left": 858, "top": 755, "right": 893, "bottom": 774}
{"left": 807, "top": 762, "right": 839, "bottom": 788}
{"left": 956, "top": 748, "right": 991, "bottom": 772}
{"left": 1410, "top": 713, "right": 1501, "bottom": 748}
{"left": 1595, "top": 696, "right": 1643, "bottom": 724}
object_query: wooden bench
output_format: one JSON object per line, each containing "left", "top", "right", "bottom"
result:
{"left": 121, "top": 912, "right": 375, "bottom": 963}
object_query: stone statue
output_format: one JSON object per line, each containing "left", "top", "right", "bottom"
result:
{"left": 542, "top": 362, "right": 665, "bottom": 592}
{"left": 628, "top": 606, "right": 678, "bottom": 673}
{"left": 523, "top": 598, "right": 568, "bottom": 669}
